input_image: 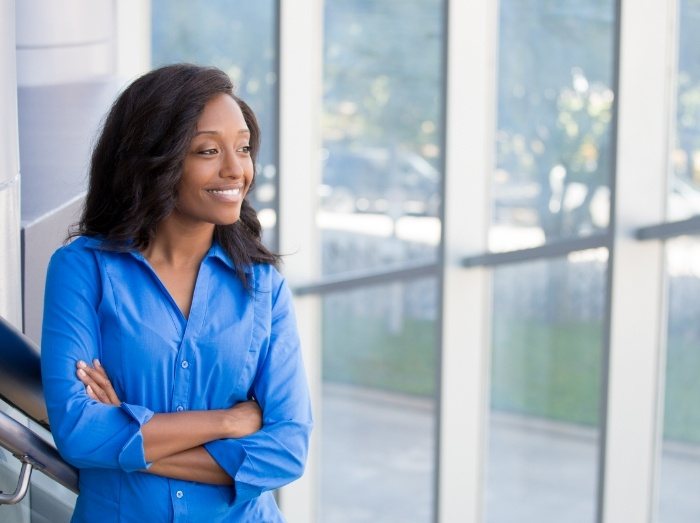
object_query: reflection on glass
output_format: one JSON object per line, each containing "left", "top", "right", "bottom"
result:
{"left": 658, "top": 237, "right": 700, "bottom": 522}
{"left": 492, "top": 1, "right": 616, "bottom": 251}
{"left": 668, "top": 0, "right": 700, "bottom": 220}
{"left": 321, "top": 279, "right": 437, "bottom": 522}
{"left": 151, "top": 0, "right": 279, "bottom": 246}
{"left": 486, "top": 250, "right": 607, "bottom": 522}
{"left": 321, "top": 0, "right": 444, "bottom": 275}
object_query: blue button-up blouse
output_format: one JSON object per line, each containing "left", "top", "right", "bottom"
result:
{"left": 41, "top": 236, "right": 313, "bottom": 522}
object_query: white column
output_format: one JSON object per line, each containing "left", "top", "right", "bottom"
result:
{"left": 438, "top": 0, "right": 498, "bottom": 521}
{"left": 15, "top": 0, "right": 114, "bottom": 86}
{"left": 0, "top": 0, "right": 21, "bottom": 330}
{"left": 276, "top": 0, "right": 323, "bottom": 521}
{"left": 602, "top": 1, "right": 676, "bottom": 521}
{"left": 115, "top": 0, "right": 151, "bottom": 82}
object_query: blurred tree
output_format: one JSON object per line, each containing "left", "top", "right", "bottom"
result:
{"left": 496, "top": 0, "right": 615, "bottom": 241}
{"left": 323, "top": 0, "right": 443, "bottom": 164}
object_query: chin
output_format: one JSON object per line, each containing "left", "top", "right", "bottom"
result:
{"left": 212, "top": 214, "right": 241, "bottom": 226}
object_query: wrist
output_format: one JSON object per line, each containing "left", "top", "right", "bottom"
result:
{"left": 220, "top": 409, "right": 239, "bottom": 439}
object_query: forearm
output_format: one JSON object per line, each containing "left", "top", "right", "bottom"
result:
{"left": 74, "top": 363, "right": 262, "bottom": 464}
{"left": 141, "top": 401, "right": 260, "bottom": 462}
{"left": 146, "top": 446, "right": 232, "bottom": 485}
{"left": 141, "top": 410, "right": 229, "bottom": 462}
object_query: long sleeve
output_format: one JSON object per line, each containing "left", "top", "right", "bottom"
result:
{"left": 41, "top": 244, "right": 154, "bottom": 471}
{"left": 204, "top": 274, "right": 313, "bottom": 504}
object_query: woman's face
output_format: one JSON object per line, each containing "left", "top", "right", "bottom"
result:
{"left": 174, "top": 93, "right": 254, "bottom": 227}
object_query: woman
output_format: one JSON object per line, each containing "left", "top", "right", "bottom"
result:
{"left": 41, "top": 64, "right": 313, "bottom": 522}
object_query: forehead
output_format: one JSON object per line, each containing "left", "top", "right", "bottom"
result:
{"left": 196, "top": 93, "right": 247, "bottom": 130}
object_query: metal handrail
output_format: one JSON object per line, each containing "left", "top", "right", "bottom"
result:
{"left": 293, "top": 259, "right": 439, "bottom": 296}
{"left": 0, "top": 315, "right": 49, "bottom": 427}
{"left": 0, "top": 315, "right": 79, "bottom": 500}
{"left": 0, "top": 410, "right": 78, "bottom": 495}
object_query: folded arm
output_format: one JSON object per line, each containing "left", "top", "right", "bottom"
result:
{"left": 77, "top": 360, "right": 260, "bottom": 483}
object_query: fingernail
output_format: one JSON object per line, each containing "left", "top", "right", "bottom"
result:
{"left": 86, "top": 385, "right": 93, "bottom": 395}
{"left": 77, "top": 360, "right": 87, "bottom": 369}
{"left": 77, "top": 369, "right": 86, "bottom": 378}
{"left": 94, "top": 358, "right": 102, "bottom": 368}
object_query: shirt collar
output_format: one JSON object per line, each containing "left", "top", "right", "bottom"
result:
{"left": 82, "top": 235, "right": 249, "bottom": 274}
{"left": 206, "top": 241, "right": 238, "bottom": 271}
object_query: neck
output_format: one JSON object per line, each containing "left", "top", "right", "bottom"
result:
{"left": 142, "top": 214, "right": 215, "bottom": 268}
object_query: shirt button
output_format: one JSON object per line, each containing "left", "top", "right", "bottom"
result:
{"left": 176, "top": 490, "right": 184, "bottom": 499}
{"left": 176, "top": 405, "right": 184, "bottom": 412}
{"left": 181, "top": 360, "right": 189, "bottom": 369}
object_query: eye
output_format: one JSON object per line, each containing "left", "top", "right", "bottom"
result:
{"left": 238, "top": 145, "right": 251, "bottom": 154}
{"left": 197, "top": 148, "right": 219, "bottom": 156}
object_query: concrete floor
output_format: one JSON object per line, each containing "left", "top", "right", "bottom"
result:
{"left": 320, "top": 384, "right": 700, "bottom": 523}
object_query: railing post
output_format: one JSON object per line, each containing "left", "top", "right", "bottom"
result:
{"left": 0, "top": 456, "right": 35, "bottom": 505}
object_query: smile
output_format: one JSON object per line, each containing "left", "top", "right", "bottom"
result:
{"left": 206, "top": 186, "right": 243, "bottom": 203}
{"left": 207, "top": 188, "right": 241, "bottom": 196}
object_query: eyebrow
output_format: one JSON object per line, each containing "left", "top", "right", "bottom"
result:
{"left": 193, "top": 129, "right": 250, "bottom": 136}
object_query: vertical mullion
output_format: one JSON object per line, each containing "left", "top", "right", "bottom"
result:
{"left": 114, "top": 0, "right": 151, "bottom": 81}
{"left": 276, "top": 0, "right": 323, "bottom": 521}
{"left": 438, "top": 0, "right": 497, "bottom": 521}
{"left": 0, "top": 0, "right": 21, "bottom": 330}
{"left": 602, "top": 1, "right": 676, "bottom": 521}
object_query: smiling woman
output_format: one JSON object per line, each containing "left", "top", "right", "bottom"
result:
{"left": 40, "top": 64, "right": 313, "bottom": 522}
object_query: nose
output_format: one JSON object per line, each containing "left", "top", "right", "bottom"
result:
{"left": 221, "top": 148, "right": 245, "bottom": 178}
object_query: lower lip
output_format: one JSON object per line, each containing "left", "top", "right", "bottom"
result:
{"left": 206, "top": 190, "right": 243, "bottom": 203}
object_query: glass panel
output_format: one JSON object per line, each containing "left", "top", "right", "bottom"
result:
{"left": 151, "top": 0, "right": 279, "bottom": 247}
{"left": 492, "top": 1, "right": 616, "bottom": 252}
{"left": 657, "top": 237, "right": 700, "bottom": 522}
{"left": 668, "top": 0, "right": 700, "bottom": 220}
{"left": 321, "top": 0, "right": 444, "bottom": 276}
{"left": 486, "top": 250, "right": 607, "bottom": 522}
{"left": 321, "top": 278, "right": 438, "bottom": 522}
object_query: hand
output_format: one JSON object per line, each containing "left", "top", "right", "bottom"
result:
{"left": 76, "top": 359, "right": 121, "bottom": 406}
{"left": 224, "top": 400, "right": 262, "bottom": 438}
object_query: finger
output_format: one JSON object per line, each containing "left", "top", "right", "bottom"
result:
{"left": 85, "top": 367, "right": 120, "bottom": 406}
{"left": 76, "top": 368, "right": 111, "bottom": 404}
{"left": 86, "top": 385, "right": 98, "bottom": 401}
{"left": 82, "top": 366, "right": 117, "bottom": 399}
{"left": 92, "top": 360, "right": 121, "bottom": 405}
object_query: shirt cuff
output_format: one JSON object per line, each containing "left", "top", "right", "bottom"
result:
{"left": 117, "top": 402, "right": 154, "bottom": 472}
{"left": 204, "top": 439, "right": 261, "bottom": 503}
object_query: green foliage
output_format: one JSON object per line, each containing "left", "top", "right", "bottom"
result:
{"left": 491, "top": 319, "right": 602, "bottom": 426}
{"left": 322, "top": 306, "right": 436, "bottom": 397}
{"left": 664, "top": 337, "right": 700, "bottom": 444}
{"left": 323, "top": 0, "right": 443, "bottom": 160}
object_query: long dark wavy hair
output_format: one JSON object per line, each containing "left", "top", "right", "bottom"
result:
{"left": 71, "top": 63, "right": 279, "bottom": 287}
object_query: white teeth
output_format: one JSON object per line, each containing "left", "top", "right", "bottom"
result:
{"left": 208, "top": 188, "right": 240, "bottom": 195}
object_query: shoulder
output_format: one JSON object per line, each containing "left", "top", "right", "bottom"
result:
{"left": 50, "top": 236, "right": 101, "bottom": 265}
{"left": 249, "top": 264, "right": 292, "bottom": 308}
{"left": 45, "top": 237, "right": 105, "bottom": 300}
{"left": 250, "top": 263, "right": 286, "bottom": 290}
